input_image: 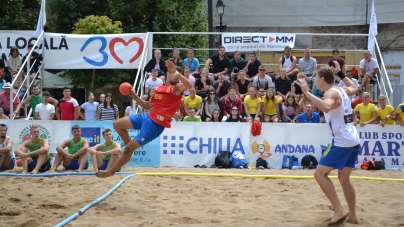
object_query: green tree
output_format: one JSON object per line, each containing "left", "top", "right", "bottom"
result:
{"left": 1, "top": 0, "right": 39, "bottom": 30}
{"left": 60, "top": 15, "right": 123, "bottom": 92}
{"left": 48, "top": 0, "right": 208, "bottom": 89}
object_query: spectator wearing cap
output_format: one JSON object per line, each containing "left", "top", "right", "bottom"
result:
{"left": 0, "top": 82, "right": 21, "bottom": 118}
{"left": 296, "top": 103, "right": 320, "bottom": 123}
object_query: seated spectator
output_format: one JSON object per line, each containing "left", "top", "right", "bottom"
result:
{"left": 327, "top": 49, "right": 347, "bottom": 74}
{"left": 15, "top": 125, "right": 51, "bottom": 174}
{"left": 22, "top": 44, "right": 43, "bottom": 81}
{"left": 296, "top": 103, "right": 320, "bottom": 123}
{"left": 275, "top": 68, "right": 291, "bottom": 103}
{"left": 278, "top": 46, "right": 299, "bottom": 82}
{"left": 222, "top": 87, "right": 242, "bottom": 122}
{"left": 354, "top": 92, "right": 377, "bottom": 126}
{"left": 396, "top": 102, "right": 404, "bottom": 126}
{"left": 0, "top": 82, "right": 20, "bottom": 118}
{"left": 257, "top": 88, "right": 266, "bottom": 100}
{"left": 182, "top": 67, "right": 195, "bottom": 96}
{"left": 0, "top": 124, "right": 13, "bottom": 170}
{"left": 0, "top": 71, "right": 6, "bottom": 91}
{"left": 183, "top": 108, "right": 202, "bottom": 122}
{"left": 144, "top": 49, "right": 167, "bottom": 76}
{"left": 243, "top": 51, "right": 262, "bottom": 80}
{"left": 184, "top": 87, "right": 202, "bottom": 116}
{"left": 244, "top": 87, "right": 262, "bottom": 122}
{"left": 359, "top": 50, "right": 379, "bottom": 93}
{"left": 183, "top": 48, "right": 200, "bottom": 77}
{"left": 204, "top": 89, "right": 222, "bottom": 121}
{"left": 205, "top": 46, "right": 230, "bottom": 82}
{"left": 376, "top": 94, "right": 396, "bottom": 127}
{"left": 298, "top": 48, "right": 317, "bottom": 80}
{"left": 262, "top": 87, "right": 281, "bottom": 122}
{"left": 195, "top": 69, "right": 211, "bottom": 98}
{"left": 353, "top": 88, "right": 373, "bottom": 108}
{"left": 51, "top": 125, "right": 89, "bottom": 172}
{"left": 235, "top": 70, "right": 250, "bottom": 100}
{"left": 213, "top": 74, "right": 231, "bottom": 100}
{"left": 12, "top": 67, "right": 27, "bottom": 101}
{"left": 0, "top": 107, "right": 9, "bottom": 119}
{"left": 252, "top": 65, "right": 273, "bottom": 91}
{"left": 225, "top": 107, "right": 245, "bottom": 122}
{"left": 35, "top": 91, "right": 56, "bottom": 120}
{"left": 282, "top": 94, "right": 299, "bottom": 123}
{"left": 206, "top": 109, "right": 222, "bottom": 122}
{"left": 291, "top": 72, "right": 306, "bottom": 101}
{"left": 229, "top": 50, "right": 245, "bottom": 84}
{"left": 80, "top": 92, "right": 99, "bottom": 120}
{"left": 145, "top": 69, "right": 163, "bottom": 93}
{"left": 169, "top": 48, "right": 183, "bottom": 68}
{"left": 97, "top": 93, "right": 119, "bottom": 121}
{"left": 5, "top": 47, "right": 22, "bottom": 82}
{"left": 88, "top": 128, "right": 121, "bottom": 173}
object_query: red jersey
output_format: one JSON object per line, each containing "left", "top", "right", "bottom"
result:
{"left": 148, "top": 84, "right": 183, "bottom": 128}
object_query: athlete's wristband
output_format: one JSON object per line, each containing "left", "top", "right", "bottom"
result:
{"left": 172, "top": 71, "right": 179, "bottom": 77}
{"left": 336, "top": 71, "right": 346, "bottom": 80}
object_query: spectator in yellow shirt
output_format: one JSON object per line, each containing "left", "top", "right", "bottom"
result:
{"left": 244, "top": 87, "right": 262, "bottom": 122}
{"left": 184, "top": 87, "right": 202, "bottom": 116}
{"left": 376, "top": 94, "right": 396, "bottom": 126}
{"left": 261, "top": 87, "right": 281, "bottom": 122}
{"left": 354, "top": 92, "right": 376, "bottom": 126}
{"left": 396, "top": 102, "right": 404, "bottom": 126}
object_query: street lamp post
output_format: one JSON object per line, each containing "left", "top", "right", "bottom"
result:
{"left": 216, "top": 0, "right": 225, "bottom": 32}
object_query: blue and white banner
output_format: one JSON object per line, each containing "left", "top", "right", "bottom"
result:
{"left": 44, "top": 33, "right": 146, "bottom": 69}
{"left": 71, "top": 121, "right": 160, "bottom": 167}
{"left": 251, "top": 124, "right": 404, "bottom": 169}
{"left": 221, "top": 33, "right": 296, "bottom": 52}
{"left": 160, "top": 122, "right": 251, "bottom": 167}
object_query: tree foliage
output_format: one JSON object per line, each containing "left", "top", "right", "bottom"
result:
{"left": 48, "top": 0, "right": 208, "bottom": 89}
{"left": 1, "top": 0, "right": 39, "bottom": 30}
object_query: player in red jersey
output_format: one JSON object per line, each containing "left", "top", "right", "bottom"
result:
{"left": 96, "top": 60, "right": 190, "bottom": 178}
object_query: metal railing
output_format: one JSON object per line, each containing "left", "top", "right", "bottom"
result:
{"left": 374, "top": 39, "right": 393, "bottom": 105}
{"left": 10, "top": 30, "right": 45, "bottom": 120}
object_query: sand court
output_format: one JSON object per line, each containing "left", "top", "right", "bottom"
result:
{"left": 1, "top": 167, "right": 404, "bottom": 227}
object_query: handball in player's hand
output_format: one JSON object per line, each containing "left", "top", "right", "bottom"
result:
{"left": 119, "top": 82, "right": 133, "bottom": 96}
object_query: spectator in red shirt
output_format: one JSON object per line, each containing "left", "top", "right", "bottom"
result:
{"left": 222, "top": 87, "right": 242, "bottom": 122}
{"left": 0, "top": 82, "right": 20, "bottom": 117}
{"left": 56, "top": 87, "right": 80, "bottom": 120}
{"left": 352, "top": 88, "right": 373, "bottom": 108}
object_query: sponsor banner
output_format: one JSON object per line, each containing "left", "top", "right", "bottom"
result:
{"left": 160, "top": 122, "right": 251, "bottom": 167}
{"left": 71, "top": 121, "right": 160, "bottom": 167}
{"left": 0, "top": 31, "right": 38, "bottom": 57}
{"left": 44, "top": 33, "right": 145, "bottom": 69}
{"left": 221, "top": 33, "right": 295, "bottom": 52}
{"left": 250, "top": 124, "right": 404, "bottom": 170}
{"left": 3, "top": 120, "right": 70, "bottom": 154}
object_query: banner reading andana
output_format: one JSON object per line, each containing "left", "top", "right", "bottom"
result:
{"left": 250, "top": 124, "right": 404, "bottom": 170}
{"left": 221, "top": 33, "right": 296, "bottom": 52}
{"left": 44, "top": 33, "right": 146, "bottom": 69}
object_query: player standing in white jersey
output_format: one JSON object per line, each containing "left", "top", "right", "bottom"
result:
{"left": 296, "top": 61, "right": 360, "bottom": 225}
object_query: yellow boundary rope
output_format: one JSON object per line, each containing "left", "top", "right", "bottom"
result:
{"left": 135, "top": 172, "right": 404, "bottom": 182}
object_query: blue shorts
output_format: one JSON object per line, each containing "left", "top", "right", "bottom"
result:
{"left": 129, "top": 114, "right": 165, "bottom": 146}
{"left": 99, "top": 160, "right": 121, "bottom": 172}
{"left": 63, "top": 159, "right": 89, "bottom": 170}
{"left": 319, "top": 144, "right": 360, "bottom": 170}
{"left": 0, "top": 158, "right": 15, "bottom": 170}
{"left": 28, "top": 159, "right": 51, "bottom": 173}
